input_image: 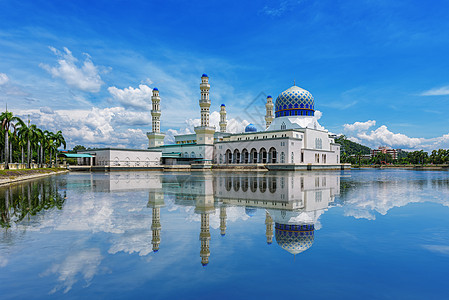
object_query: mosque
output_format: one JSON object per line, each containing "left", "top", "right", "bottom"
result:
{"left": 148, "top": 74, "right": 346, "bottom": 170}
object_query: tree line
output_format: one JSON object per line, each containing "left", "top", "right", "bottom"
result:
{"left": 1, "top": 110, "right": 66, "bottom": 169}
{"left": 337, "top": 135, "right": 449, "bottom": 166}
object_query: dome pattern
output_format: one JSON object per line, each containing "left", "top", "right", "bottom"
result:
{"left": 275, "top": 85, "right": 315, "bottom": 118}
{"left": 275, "top": 223, "right": 314, "bottom": 255}
{"left": 245, "top": 123, "right": 257, "bottom": 133}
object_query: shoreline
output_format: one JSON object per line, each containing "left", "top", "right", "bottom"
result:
{"left": 0, "top": 169, "right": 69, "bottom": 186}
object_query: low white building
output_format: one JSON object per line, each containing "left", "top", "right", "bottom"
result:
{"left": 77, "top": 148, "right": 162, "bottom": 168}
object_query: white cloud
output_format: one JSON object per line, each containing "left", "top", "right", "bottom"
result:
{"left": 40, "top": 47, "right": 104, "bottom": 92}
{"left": 108, "top": 84, "right": 153, "bottom": 110}
{"left": 164, "top": 110, "right": 250, "bottom": 144}
{"left": 40, "top": 106, "right": 54, "bottom": 114}
{"left": 343, "top": 120, "right": 376, "bottom": 132}
{"left": 422, "top": 245, "right": 449, "bottom": 255}
{"left": 421, "top": 85, "right": 449, "bottom": 96}
{"left": 0, "top": 255, "right": 8, "bottom": 268}
{"left": 42, "top": 248, "right": 103, "bottom": 294}
{"left": 0, "top": 73, "right": 9, "bottom": 85}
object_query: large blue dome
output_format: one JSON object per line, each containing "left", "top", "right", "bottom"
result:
{"left": 245, "top": 123, "right": 257, "bottom": 133}
{"left": 275, "top": 223, "right": 314, "bottom": 255}
{"left": 275, "top": 85, "right": 315, "bottom": 118}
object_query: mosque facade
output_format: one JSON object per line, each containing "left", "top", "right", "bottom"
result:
{"left": 148, "top": 74, "right": 346, "bottom": 170}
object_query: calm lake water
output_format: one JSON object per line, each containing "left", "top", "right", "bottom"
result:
{"left": 1, "top": 170, "right": 449, "bottom": 299}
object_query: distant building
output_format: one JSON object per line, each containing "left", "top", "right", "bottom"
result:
{"left": 371, "top": 146, "right": 402, "bottom": 160}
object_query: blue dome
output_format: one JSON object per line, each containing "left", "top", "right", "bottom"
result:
{"left": 275, "top": 223, "right": 314, "bottom": 255}
{"left": 202, "top": 73, "right": 208, "bottom": 78}
{"left": 267, "top": 95, "right": 272, "bottom": 98}
{"left": 245, "top": 123, "right": 257, "bottom": 133}
{"left": 221, "top": 104, "right": 225, "bottom": 107}
{"left": 153, "top": 87, "right": 158, "bottom": 91}
{"left": 275, "top": 85, "right": 315, "bottom": 118}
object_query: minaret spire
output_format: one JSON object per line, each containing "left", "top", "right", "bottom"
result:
{"left": 219, "top": 104, "right": 227, "bottom": 133}
{"left": 147, "top": 87, "right": 165, "bottom": 147}
{"left": 265, "top": 95, "right": 274, "bottom": 130}
{"left": 199, "top": 74, "right": 211, "bottom": 127}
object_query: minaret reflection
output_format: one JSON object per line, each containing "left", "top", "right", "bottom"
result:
{"left": 148, "top": 188, "right": 165, "bottom": 253}
{"left": 195, "top": 175, "right": 215, "bottom": 267}
{"left": 265, "top": 211, "right": 274, "bottom": 244}
{"left": 220, "top": 205, "right": 227, "bottom": 236}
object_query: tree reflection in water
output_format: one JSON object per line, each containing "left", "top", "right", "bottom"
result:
{"left": 0, "top": 178, "right": 66, "bottom": 228}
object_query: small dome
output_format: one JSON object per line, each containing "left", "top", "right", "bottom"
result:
{"left": 245, "top": 123, "right": 257, "bottom": 133}
{"left": 202, "top": 73, "right": 208, "bottom": 78}
{"left": 153, "top": 87, "right": 158, "bottom": 91}
{"left": 267, "top": 95, "right": 272, "bottom": 98}
{"left": 221, "top": 104, "right": 225, "bottom": 107}
{"left": 275, "top": 223, "right": 314, "bottom": 255}
{"left": 275, "top": 85, "right": 314, "bottom": 118}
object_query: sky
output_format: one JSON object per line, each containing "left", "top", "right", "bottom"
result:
{"left": 1, "top": 0, "right": 449, "bottom": 151}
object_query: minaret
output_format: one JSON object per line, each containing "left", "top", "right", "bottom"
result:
{"left": 148, "top": 185, "right": 165, "bottom": 253}
{"left": 265, "top": 95, "right": 274, "bottom": 130}
{"left": 151, "top": 88, "right": 161, "bottom": 133}
{"left": 220, "top": 205, "right": 227, "bottom": 236}
{"left": 194, "top": 74, "right": 216, "bottom": 147}
{"left": 151, "top": 206, "right": 161, "bottom": 252}
{"left": 265, "top": 211, "right": 273, "bottom": 244}
{"left": 147, "top": 88, "right": 165, "bottom": 148}
{"left": 219, "top": 104, "right": 227, "bottom": 133}
{"left": 200, "top": 212, "right": 211, "bottom": 266}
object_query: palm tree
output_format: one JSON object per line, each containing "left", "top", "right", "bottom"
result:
{"left": 28, "top": 124, "right": 41, "bottom": 168}
{"left": 1, "top": 111, "right": 23, "bottom": 169}
{"left": 51, "top": 130, "right": 66, "bottom": 166}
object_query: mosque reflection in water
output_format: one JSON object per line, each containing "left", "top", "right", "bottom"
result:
{"left": 147, "top": 172, "right": 340, "bottom": 266}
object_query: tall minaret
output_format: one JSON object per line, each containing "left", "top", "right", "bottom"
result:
{"left": 265, "top": 95, "right": 274, "bottom": 130}
{"left": 151, "top": 88, "right": 161, "bottom": 133}
{"left": 219, "top": 104, "right": 227, "bottom": 133}
{"left": 147, "top": 87, "right": 165, "bottom": 148}
{"left": 194, "top": 74, "right": 216, "bottom": 147}
{"left": 200, "top": 74, "right": 211, "bottom": 127}
{"left": 200, "top": 212, "right": 211, "bottom": 266}
{"left": 265, "top": 211, "right": 274, "bottom": 245}
{"left": 220, "top": 205, "right": 227, "bottom": 236}
{"left": 151, "top": 206, "right": 161, "bottom": 252}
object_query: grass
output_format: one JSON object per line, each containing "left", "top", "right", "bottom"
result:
{"left": 0, "top": 168, "right": 66, "bottom": 180}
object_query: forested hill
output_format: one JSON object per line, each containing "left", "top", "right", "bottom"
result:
{"left": 334, "top": 136, "right": 371, "bottom": 155}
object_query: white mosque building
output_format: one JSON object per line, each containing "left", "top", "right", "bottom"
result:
{"left": 148, "top": 74, "right": 346, "bottom": 170}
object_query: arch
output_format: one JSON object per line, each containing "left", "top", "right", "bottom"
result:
{"left": 191, "top": 151, "right": 196, "bottom": 158}
{"left": 145, "top": 157, "right": 150, "bottom": 167}
{"left": 225, "top": 177, "right": 232, "bottom": 192}
{"left": 233, "top": 177, "right": 240, "bottom": 192}
{"left": 242, "top": 148, "right": 249, "bottom": 164}
{"left": 242, "top": 177, "right": 249, "bottom": 192}
{"left": 135, "top": 157, "right": 140, "bottom": 166}
{"left": 225, "top": 149, "right": 232, "bottom": 164}
{"left": 113, "top": 157, "right": 119, "bottom": 166}
{"left": 184, "top": 152, "right": 189, "bottom": 158}
{"left": 259, "top": 148, "right": 267, "bottom": 163}
{"left": 269, "top": 177, "right": 277, "bottom": 193}
{"left": 259, "top": 177, "right": 267, "bottom": 193}
{"left": 269, "top": 147, "right": 277, "bottom": 163}
{"left": 233, "top": 149, "right": 240, "bottom": 164}
{"left": 250, "top": 177, "right": 257, "bottom": 193}
{"left": 250, "top": 148, "right": 258, "bottom": 164}
{"left": 125, "top": 157, "right": 130, "bottom": 166}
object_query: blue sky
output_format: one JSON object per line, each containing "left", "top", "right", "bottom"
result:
{"left": 1, "top": 0, "right": 449, "bottom": 150}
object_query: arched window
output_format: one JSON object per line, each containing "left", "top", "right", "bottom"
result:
{"left": 219, "top": 154, "right": 223, "bottom": 164}
{"left": 281, "top": 122, "right": 286, "bottom": 130}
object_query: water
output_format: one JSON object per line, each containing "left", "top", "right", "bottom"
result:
{"left": 1, "top": 170, "right": 449, "bottom": 299}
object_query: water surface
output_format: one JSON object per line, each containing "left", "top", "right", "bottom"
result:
{"left": 1, "top": 170, "right": 449, "bottom": 299}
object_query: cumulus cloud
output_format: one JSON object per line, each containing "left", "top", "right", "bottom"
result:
{"left": 164, "top": 110, "right": 250, "bottom": 144}
{"left": 343, "top": 120, "right": 376, "bottom": 132}
{"left": 40, "top": 106, "right": 55, "bottom": 114}
{"left": 108, "top": 84, "right": 153, "bottom": 110}
{"left": 0, "top": 73, "right": 9, "bottom": 85}
{"left": 40, "top": 47, "right": 104, "bottom": 92}
{"left": 421, "top": 85, "right": 449, "bottom": 96}
{"left": 15, "top": 107, "right": 150, "bottom": 149}
{"left": 42, "top": 248, "right": 103, "bottom": 294}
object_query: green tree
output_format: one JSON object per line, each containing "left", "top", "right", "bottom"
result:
{"left": 1, "top": 111, "right": 23, "bottom": 169}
